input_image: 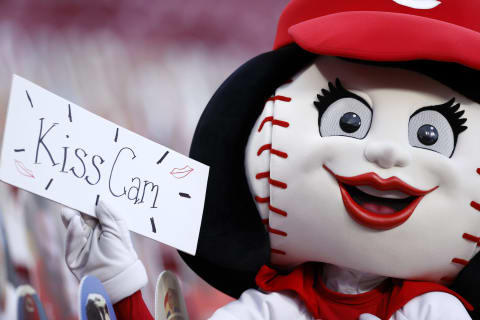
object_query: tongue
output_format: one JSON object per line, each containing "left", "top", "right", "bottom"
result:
{"left": 362, "top": 202, "right": 396, "bottom": 214}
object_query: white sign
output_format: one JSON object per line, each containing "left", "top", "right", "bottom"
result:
{"left": 0, "top": 75, "right": 209, "bottom": 255}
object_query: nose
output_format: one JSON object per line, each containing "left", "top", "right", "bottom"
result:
{"left": 364, "top": 141, "right": 411, "bottom": 169}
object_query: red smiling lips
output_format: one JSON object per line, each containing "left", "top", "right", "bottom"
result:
{"left": 323, "top": 165, "right": 437, "bottom": 230}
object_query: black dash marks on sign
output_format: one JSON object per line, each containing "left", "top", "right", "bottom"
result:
{"left": 156, "top": 151, "right": 169, "bottom": 164}
{"left": 95, "top": 194, "right": 100, "bottom": 206}
{"left": 150, "top": 217, "right": 157, "bottom": 233}
{"left": 26, "top": 90, "right": 34, "bottom": 108}
{"left": 14, "top": 149, "right": 25, "bottom": 152}
{"left": 45, "top": 178, "right": 53, "bottom": 190}
{"left": 179, "top": 192, "right": 191, "bottom": 199}
{"left": 68, "top": 104, "right": 72, "bottom": 122}
{"left": 114, "top": 128, "right": 119, "bottom": 142}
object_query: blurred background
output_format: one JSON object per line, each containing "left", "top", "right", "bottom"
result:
{"left": 0, "top": 0, "right": 289, "bottom": 319}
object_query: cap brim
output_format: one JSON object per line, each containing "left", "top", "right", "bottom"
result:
{"left": 289, "top": 11, "right": 480, "bottom": 70}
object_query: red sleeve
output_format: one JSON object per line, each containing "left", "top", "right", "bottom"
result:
{"left": 113, "top": 290, "right": 154, "bottom": 320}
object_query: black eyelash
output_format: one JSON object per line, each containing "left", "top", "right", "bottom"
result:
{"left": 313, "top": 78, "right": 371, "bottom": 117}
{"left": 410, "top": 98, "right": 468, "bottom": 146}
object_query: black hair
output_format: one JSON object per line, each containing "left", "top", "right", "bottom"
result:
{"left": 181, "top": 43, "right": 480, "bottom": 316}
{"left": 180, "top": 44, "right": 315, "bottom": 298}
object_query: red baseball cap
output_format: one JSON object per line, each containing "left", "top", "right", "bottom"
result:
{"left": 274, "top": 0, "right": 480, "bottom": 70}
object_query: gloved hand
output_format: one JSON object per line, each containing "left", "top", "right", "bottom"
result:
{"left": 61, "top": 200, "right": 148, "bottom": 303}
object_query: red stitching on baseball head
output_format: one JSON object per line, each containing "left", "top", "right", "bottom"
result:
{"left": 269, "top": 178, "right": 287, "bottom": 189}
{"left": 452, "top": 258, "right": 469, "bottom": 266}
{"left": 471, "top": 201, "right": 480, "bottom": 211}
{"left": 259, "top": 116, "right": 274, "bottom": 132}
{"left": 271, "top": 149, "right": 288, "bottom": 158}
{"left": 255, "top": 172, "right": 287, "bottom": 188}
{"left": 256, "top": 171, "right": 270, "bottom": 180}
{"left": 267, "top": 95, "right": 292, "bottom": 102}
{"left": 257, "top": 144, "right": 272, "bottom": 156}
{"left": 257, "top": 144, "right": 288, "bottom": 158}
{"left": 255, "top": 171, "right": 287, "bottom": 189}
{"left": 269, "top": 204, "right": 287, "bottom": 216}
{"left": 255, "top": 196, "right": 270, "bottom": 203}
{"left": 258, "top": 117, "right": 290, "bottom": 132}
{"left": 463, "top": 233, "right": 480, "bottom": 245}
{"left": 271, "top": 248, "right": 286, "bottom": 255}
{"left": 268, "top": 227, "right": 287, "bottom": 237}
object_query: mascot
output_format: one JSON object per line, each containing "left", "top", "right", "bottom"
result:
{"left": 61, "top": 0, "right": 480, "bottom": 319}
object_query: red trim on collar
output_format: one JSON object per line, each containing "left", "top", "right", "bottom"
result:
{"left": 256, "top": 264, "right": 473, "bottom": 319}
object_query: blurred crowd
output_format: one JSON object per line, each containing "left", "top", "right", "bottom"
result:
{"left": 0, "top": 0, "right": 288, "bottom": 319}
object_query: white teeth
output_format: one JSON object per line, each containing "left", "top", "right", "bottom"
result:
{"left": 356, "top": 185, "right": 410, "bottom": 199}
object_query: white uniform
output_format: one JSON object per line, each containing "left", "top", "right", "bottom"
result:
{"left": 210, "top": 265, "right": 472, "bottom": 320}
{"left": 210, "top": 288, "right": 471, "bottom": 320}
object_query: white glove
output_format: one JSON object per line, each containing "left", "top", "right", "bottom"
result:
{"left": 359, "top": 314, "right": 381, "bottom": 320}
{"left": 61, "top": 201, "right": 148, "bottom": 303}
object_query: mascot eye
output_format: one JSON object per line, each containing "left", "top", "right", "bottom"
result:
{"left": 314, "top": 79, "right": 372, "bottom": 139}
{"left": 408, "top": 99, "right": 467, "bottom": 158}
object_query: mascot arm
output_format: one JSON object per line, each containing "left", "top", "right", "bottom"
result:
{"left": 209, "top": 289, "right": 312, "bottom": 320}
{"left": 113, "top": 290, "right": 153, "bottom": 320}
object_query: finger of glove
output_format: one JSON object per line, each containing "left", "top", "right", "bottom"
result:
{"left": 96, "top": 200, "right": 123, "bottom": 236}
{"left": 64, "top": 214, "right": 91, "bottom": 268}
{"left": 97, "top": 200, "right": 135, "bottom": 253}
{"left": 359, "top": 314, "right": 381, "bottom": 320}
{"left": 61, "top": 207, "right": 80, "bottom": 228}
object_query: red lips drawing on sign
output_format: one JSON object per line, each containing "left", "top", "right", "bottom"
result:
{"left": 15, "top": 160, "right": 35, "bottom": 178}
{"left": 170, "top": 165, "right": 194, "bottom": 179}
